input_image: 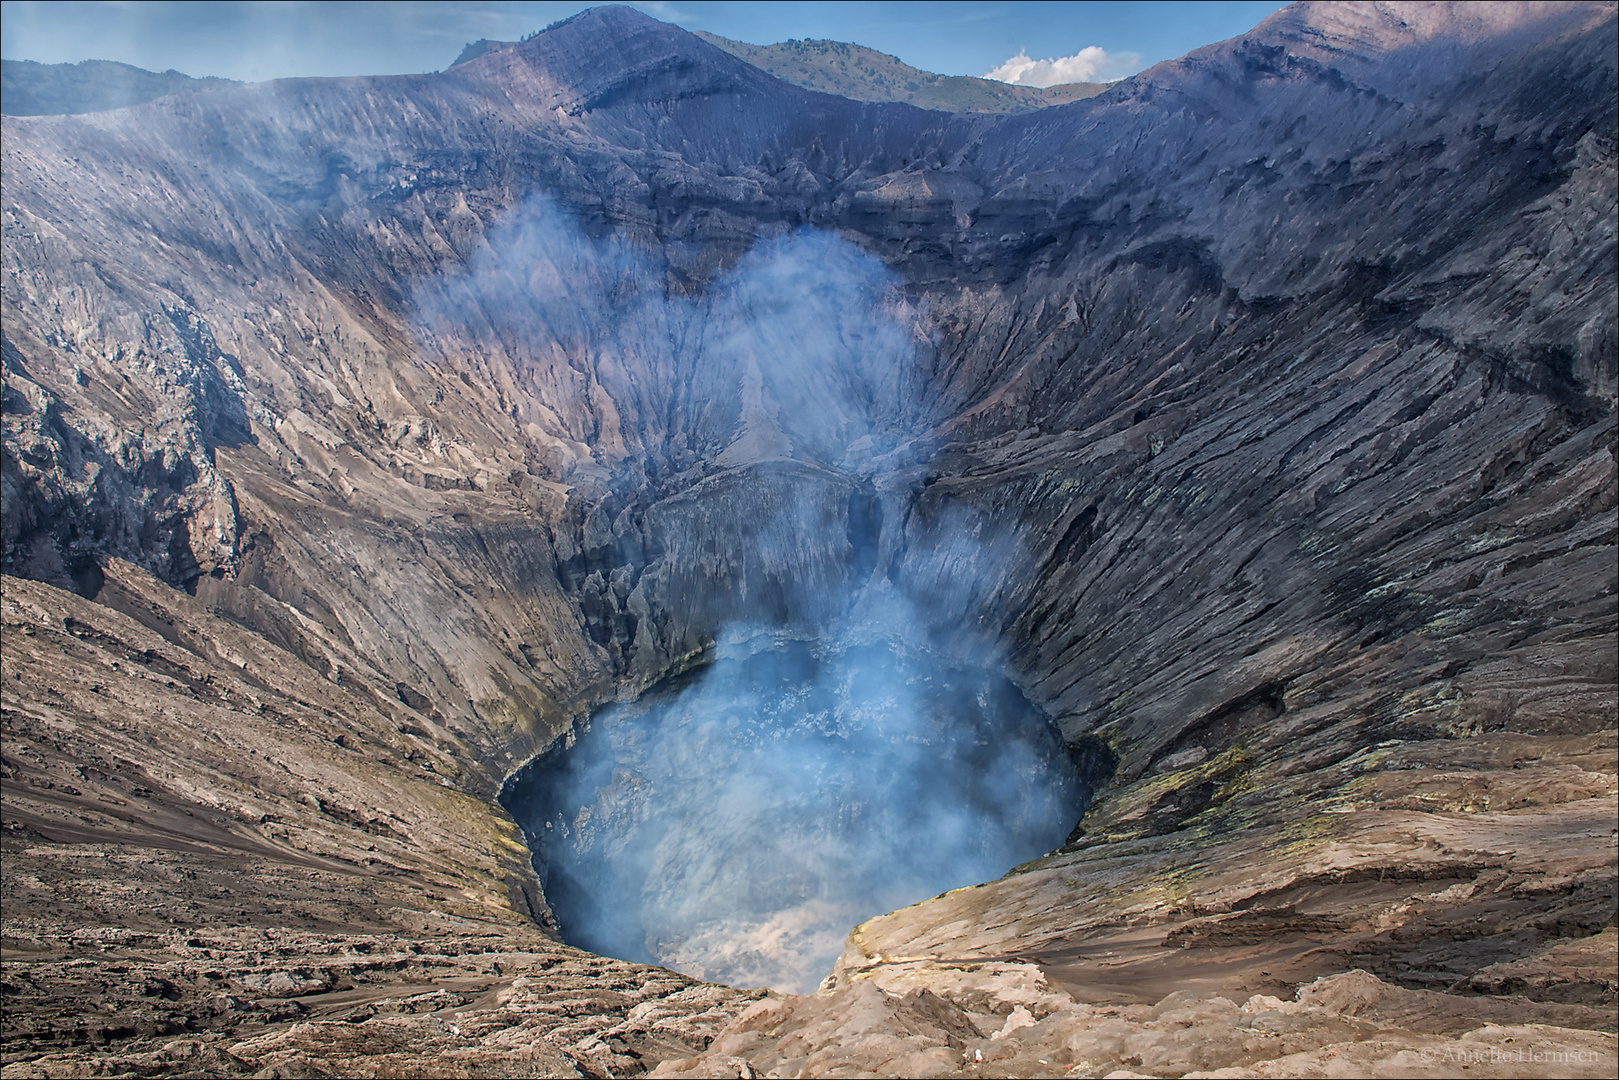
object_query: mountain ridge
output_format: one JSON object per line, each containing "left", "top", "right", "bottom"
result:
{"left": 0, "top": 57, "right": 237, "bottom": 116}
{"left": 448, "top": 17, "right": 1106, "bottom": 114}
{"left": 689, "top": 31, "right": 1107, "bottom": 113}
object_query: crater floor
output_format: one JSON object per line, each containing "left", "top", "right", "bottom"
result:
{"left": 505, "top": 631, "right": 1084, "bottom": 993}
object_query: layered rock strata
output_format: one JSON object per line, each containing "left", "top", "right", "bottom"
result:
{"left": 3, "top": 2, "right": 1615, "bottom": 1076}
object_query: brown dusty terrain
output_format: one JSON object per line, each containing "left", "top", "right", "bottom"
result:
{"left": 3, "top": 562, "right": 1613, "bottom": 1076}
{"left": 653, "top": 735, "right": 1617, "bottom": 1077}
{"left": 6, "top": 565, "right": 1612, "bottom": 1077}
{"left": 1, "top": 564, "right": 761, "bottom": 1077}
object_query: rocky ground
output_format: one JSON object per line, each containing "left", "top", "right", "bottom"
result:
{"left": 650, "top": 719, "right": 1619, "bottom": 1076}
{"left": 6, "top": 566, "right": 1612, "bottom": 1076}
{"left": 0, "top": 564, "right": 759, "bottom": 1078}
{"left": 3, "top": 1, "right": 1616, "bottom": 1077}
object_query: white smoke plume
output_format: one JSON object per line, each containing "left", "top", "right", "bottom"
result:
{"left": 509, "top": 597, "right": 1084, "bottom": 994}
{"left": 417, "top": 195, "right": 1088, "bottom": 994}
{"left": 410, "top": 195, "right": 927, "bottom": 476}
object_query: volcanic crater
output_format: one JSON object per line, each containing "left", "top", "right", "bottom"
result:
{"left": 2, "top": 3, "right": 1616, "bottom": 1078}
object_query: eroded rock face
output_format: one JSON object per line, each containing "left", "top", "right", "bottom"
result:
{"left": 2, "top": 1, "right": 1615, "bottom": 1076}
{"left": 654, "top": 967, "right": 1618, "bottom": 1079}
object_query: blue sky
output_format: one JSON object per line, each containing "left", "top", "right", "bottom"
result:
{"left": 1, "top": 1, "right": 1288, "bottom": 86}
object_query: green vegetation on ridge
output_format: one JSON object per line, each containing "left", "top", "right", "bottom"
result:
{"left": 692, "top": 32, "right": 1105, "bottom": 113}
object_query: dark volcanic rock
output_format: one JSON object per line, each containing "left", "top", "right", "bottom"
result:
{"left": 2, "top": 2, "right": 1615, "bottom": 1075}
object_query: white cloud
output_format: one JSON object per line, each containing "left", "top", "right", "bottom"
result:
{"left": 983, "top": 46, "right": 1141, "bottom": 87}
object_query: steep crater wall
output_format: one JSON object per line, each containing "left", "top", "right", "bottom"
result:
{"left": 1, "top": 6, "right": 1615, "bottom": 1068}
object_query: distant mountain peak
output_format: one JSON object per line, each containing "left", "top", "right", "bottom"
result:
{"left": 692, "top": 31, "right": 1106, "bottom": 113}
{"left": 445, "top": 11, "right": 1105, "bottom": 114}
{"left": 1136, "top": 0, "right": 1616, "bottom": 100}
{"left": 482, "top": 5, "right": 776, "bottom": 116}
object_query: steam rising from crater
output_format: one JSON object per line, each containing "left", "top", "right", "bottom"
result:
{"left": 420, "top": 195, "right": 1084, "bottom": 993}
{"left": 505, "top": 603, "right": 1083, "bottom": 994}
{"left": 411, "top": 195, "right": 929, "bottom": 476}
